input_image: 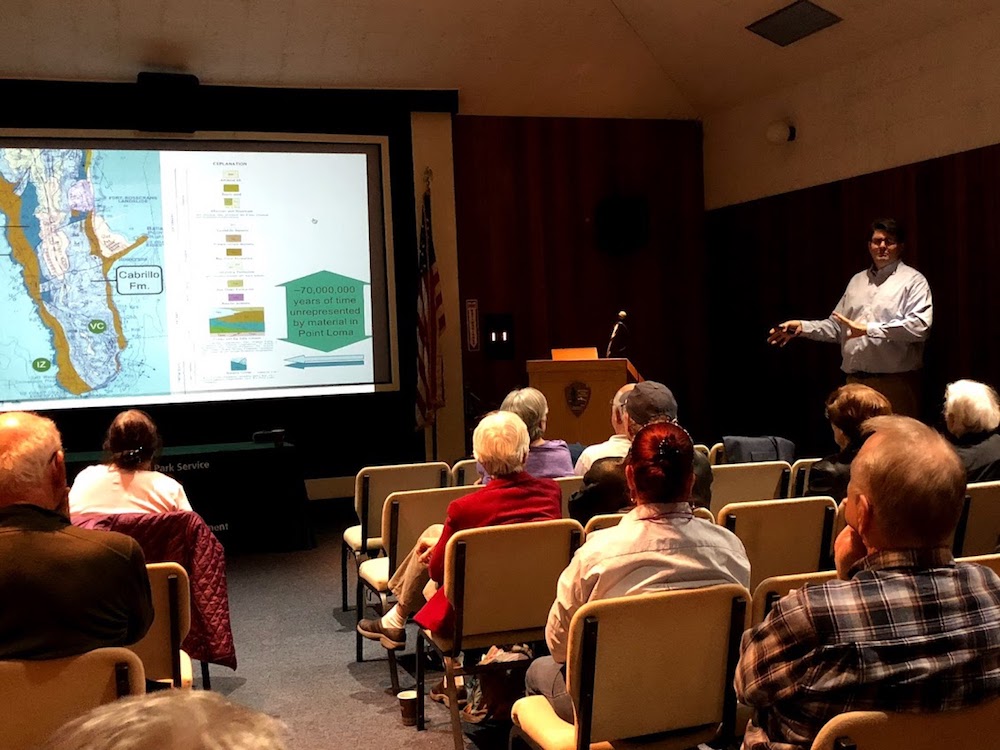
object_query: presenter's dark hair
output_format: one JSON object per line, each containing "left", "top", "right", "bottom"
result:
{"left": 104, "top": 409, "right": 162, "bottom": 471}
{"left": 870, "top": 217, "right": 905, "bottom": 244}
{"left": 624, "top": 421, "right": 694, "bottom": 503}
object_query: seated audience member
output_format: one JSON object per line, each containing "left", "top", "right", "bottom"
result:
{"left": 42, "top": 690, "right": 288, "bottom": 750}
{"left": 357, "top": 410, "right": 562, "bottom": 650}
{"left": 806, "top": 383, "right": 892, "bottom": 501}
{"left": 568, "top": 380, "right": 712, "bottom": 522}
{"left": 737, "top": 416, "right": 1000, "bottom": 750}
{"left": 70, "top": 409, "right": 192, "bottom": 514}
{"left": 478, "top": 387, "right": 573, "bottom": 482}
{"left": 567, "top": 456, "right": 631, "bottom": 524}
{"left": 0, "top": 412, "right": 153, "bottom": 659}
{"left": 526, "top": 421, "right": 751, "bottom": 722}
{"left": 943, "top": 379, "right": 1000, "bottom": 482}
{"left": 574, "top": 384, "right": 634, "bottom": 475}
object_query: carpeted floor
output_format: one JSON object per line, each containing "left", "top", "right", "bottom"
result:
{"left": 200, "top": 500, "right": 509, "bottom": 750}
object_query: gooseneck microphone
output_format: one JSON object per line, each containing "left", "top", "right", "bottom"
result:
{"left": 605, "top": 310, "right": 628, "bottom": 358}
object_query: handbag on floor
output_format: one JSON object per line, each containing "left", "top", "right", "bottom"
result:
{"left": 460, "top": 644, "right": 533, "bottom": 724}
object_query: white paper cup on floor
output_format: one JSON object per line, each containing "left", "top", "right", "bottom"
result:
{"left": 398, "top": 689, "right": 418, "bottom": 726}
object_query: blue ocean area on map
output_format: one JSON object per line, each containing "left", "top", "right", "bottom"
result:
{"left": 0, "top": 148, "right": 171, "bottom": 405}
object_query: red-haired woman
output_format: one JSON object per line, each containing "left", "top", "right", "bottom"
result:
{"left": 525, "top": 420, "right": 750, "bottom": 722}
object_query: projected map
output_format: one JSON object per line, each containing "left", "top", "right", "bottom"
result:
{"left": 0, "top": 148, "right": 170, "bottom": 404}
{"left": 0, "top": 146, "right": 379, "bottom": 411}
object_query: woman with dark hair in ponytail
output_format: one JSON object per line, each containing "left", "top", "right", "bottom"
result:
{"left": 524, "top": 421, "right": 751, "bottom": 723}
{"left": 69, "top": 410, "right": 192, "bottom": 514}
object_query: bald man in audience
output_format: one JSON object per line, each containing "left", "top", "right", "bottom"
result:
{"left": 574, "top": 384, "right": 635, "bottom": 475}
{"left": 736, "top": 416, "right": 1000, "bottom": 750}
{"left": 0, "top": 412, "right": 153, "bottom": 659}
{"left": 568, "top": 381, "right": 712, "bottom": 522}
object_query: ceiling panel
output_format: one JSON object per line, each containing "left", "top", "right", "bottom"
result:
{"left": 0, "top": 0, "right": 994, "bottom": 117}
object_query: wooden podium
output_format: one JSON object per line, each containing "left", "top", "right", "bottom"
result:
{"left": 527, "top": 358, "right": 640, "bottom": 446}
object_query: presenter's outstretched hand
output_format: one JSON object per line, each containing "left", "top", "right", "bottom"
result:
{"left": 767, "top": 320, "right": 802, "bottom": 347}
{"left": 832, "top": 312, "right": 867, "bottom": 339}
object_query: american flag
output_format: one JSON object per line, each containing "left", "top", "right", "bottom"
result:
{"left": 415, "top": 184, "right": 445, "bottom": 429}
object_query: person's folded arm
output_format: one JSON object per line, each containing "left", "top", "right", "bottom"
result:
{"left": 735, "top": 593, "right": 819, "bottom": 710}
{"left": 865, "top": 279, "right": 933, "bottom": 342}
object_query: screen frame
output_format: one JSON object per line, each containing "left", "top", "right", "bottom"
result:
{"left": 0, "top": 128, "right": 401, "bottom": 412}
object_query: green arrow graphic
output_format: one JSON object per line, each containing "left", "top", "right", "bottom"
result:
{"left": 279, "top": 271, "right": 370, "bottom": 353}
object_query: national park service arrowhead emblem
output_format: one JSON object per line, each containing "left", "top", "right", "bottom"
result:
{"left": 565, "top": 381, "right": 591, "bottom": 417}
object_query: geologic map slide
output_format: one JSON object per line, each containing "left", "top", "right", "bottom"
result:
{"left": 0, "top": 147, "right": 377, "bottom": 410}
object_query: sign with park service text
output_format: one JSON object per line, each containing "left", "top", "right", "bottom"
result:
{"left": 279, "top": 271, "right": 369, "bottom": 352}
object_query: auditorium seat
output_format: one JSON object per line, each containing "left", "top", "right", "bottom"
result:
{"left": 583, "top": 512, "right": 624, "bottom": 536}
{"left": 510, "top": 584, "right": 751, "bottom": 750}
{"left": 750, "top": 570, "right": 838, "bottom": 627}
{"left": 709, "top": 461, "right": 792, "bottom": 515}
{"left": 810, "top": 696, "right": 1000, "bottom": 749}
{"left": 130, "top": 562, "right": 193, "bottom": 688}
{"left": 952, "top": 480, "right": 1000, "bottom": 556}
{"left": 694, "top": 506, "right": 715, "bottom": 522}
{"left": 71, "top": 511, "right": 235, "bottom": 688}
{"left": 718, "top": 497, "right": 837, "bottom": 590}
{"left": 709, "top": 442, "right": 725, "bottom": 465}
{"left": 342, "top": 461, "right": 451, "bottom": 612}
{"left": 355, "top": 485, "right": 476, "bottom": 677}
{"left": 789, "top": 458, "right": 822, "bottom": 497}
{"left": 554, "top": 475, "right": 584, "bottom": 518}
{"left": 0, "top": 647, "right": 144, "bottom": 748}
{"left": 415, "top": 519, "right": 582, "bottom": 750}
{"left": 956, "top": 553, "right": 1000, "bottom": 577}
{"left": 450, "top": 458, "right": 479, "bottom": 486}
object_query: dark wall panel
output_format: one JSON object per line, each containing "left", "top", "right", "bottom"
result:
{"left": 453, "top": 116, "right": 708, "bottom": 444}
{"left": 705, "top": 143, "right": 1000, "bottom": 456}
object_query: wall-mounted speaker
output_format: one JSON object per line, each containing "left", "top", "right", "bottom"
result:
{"left": 594, "top": 194, "right": 650, "bottom": 257}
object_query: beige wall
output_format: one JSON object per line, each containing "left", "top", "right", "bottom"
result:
{"left": 411, "top": 112, "right": 466, "bottom": 464}
{"left": 704, "top": 9, "right": 1000, "bottom": 209}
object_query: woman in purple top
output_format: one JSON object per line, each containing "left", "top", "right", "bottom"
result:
{"left": 478, "top": 387, "right": 574, "bottom": 483}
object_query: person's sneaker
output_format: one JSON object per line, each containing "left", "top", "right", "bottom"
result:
{"left": 356, "top": 617, "right": 406, "bottom": 649}
{"left": 429, "top": 677, "right": 467, "bottom": 708}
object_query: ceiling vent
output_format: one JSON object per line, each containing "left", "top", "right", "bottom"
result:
{"left": 747, "top": 0, "right": 842, "bottom": 47}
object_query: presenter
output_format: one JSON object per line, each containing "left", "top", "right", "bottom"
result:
{"left": 70, "top": 409, "right": 192, "bottom": 514}
{"left": 766, "top": 218, "right": 932, "bottom": 417}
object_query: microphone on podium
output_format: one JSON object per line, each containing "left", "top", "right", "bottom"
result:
{"left": 605, "top": 310, "right": 628, "bottom": 358}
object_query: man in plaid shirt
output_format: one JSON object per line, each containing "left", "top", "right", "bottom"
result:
{"left": 736, "top": 416, "right": 1000, "bottom": 750}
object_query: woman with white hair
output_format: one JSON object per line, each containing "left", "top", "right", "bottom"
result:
{"left": 943, "top": 379, "right": 1000, "bottom": 482}
{"left": 477, "top": 387, "right": 574, "bottom": 483}
{"left": 358, "top": 411, "right": 562, "bottom": 651}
